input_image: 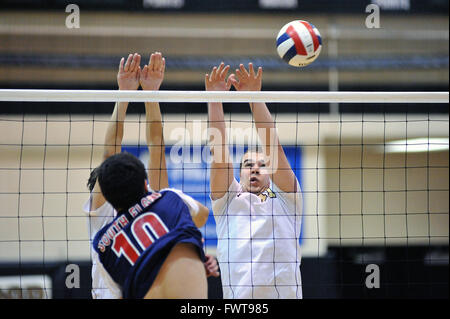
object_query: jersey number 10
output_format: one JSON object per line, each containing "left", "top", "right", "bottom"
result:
{"left": 111, "top": 212, "right": 169, "bottom": 265}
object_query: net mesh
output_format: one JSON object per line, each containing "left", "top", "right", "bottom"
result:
{"left": 0, "top": 99, "right": 448, "bottom": 298}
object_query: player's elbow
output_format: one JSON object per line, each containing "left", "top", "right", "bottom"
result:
{"left": 193, "top": 204, "right": 209, "bottom": 228}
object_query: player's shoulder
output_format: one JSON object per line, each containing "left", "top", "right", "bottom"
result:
{"left": 212, "top": 178, "right": 242, "bottom": 201}
{"left": 160, "top": 187, "right": 181, "bottom": 193}
{"left": 159, "top": 187, "right": 187, "bottom": 198}
{"left": 149, "top": 188, "right": 184, "bottom": 206}
{"left": 159, "top": 188, "right": 198, "bottom": 210}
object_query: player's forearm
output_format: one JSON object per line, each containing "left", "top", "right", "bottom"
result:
{"left": 104, "top": 101, "right": 129, "bottom": 158}
{"left": 250, "top": 103, "right": 298, "bottom": 192}
{"left": 208, "top": 102, "right": 226, "bottom": 129}
{"left": 208, "top": 102, "right": 229, "bottom": 163}
{"left": 144, "top": 101, "right": 169, "bottom": 191}
{"left": 249, "top": 102, "right": 281, "bottom": 152}
{"left": 145, "top": 102, "right": 164, "bottom": 146}
{"left": 249, "top": 102, "right": 276, "bottom": 129}
{"left": 208, "top": 102, "right": 233, "bottom": 199}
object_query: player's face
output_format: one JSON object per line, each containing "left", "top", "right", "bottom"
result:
{"left": 240, "top": 151, "right": 270, "bottom": 194}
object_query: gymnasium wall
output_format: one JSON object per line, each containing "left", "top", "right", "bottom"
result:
{"left": 0, "top": 113, "right": 448, "bottom": 262}
{"left": 0, "top": 2, "right": 448, "bottom": 299}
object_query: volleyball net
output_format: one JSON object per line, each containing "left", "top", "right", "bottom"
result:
{"left": 0, "top": 90, "right": 448, "bottom": 298}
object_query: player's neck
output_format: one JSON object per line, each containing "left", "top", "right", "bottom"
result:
{"left": 243, "top": 185, "right": 270, "bottom": 196}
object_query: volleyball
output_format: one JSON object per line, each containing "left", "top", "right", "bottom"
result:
{"left": 276, "top": 20, "right": 322, "bottom": 67}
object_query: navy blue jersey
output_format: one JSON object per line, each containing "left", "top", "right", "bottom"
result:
{"left": 93, "top": 189, "right": 205, "bottom": 298}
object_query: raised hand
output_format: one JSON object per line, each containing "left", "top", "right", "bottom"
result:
{"left": 140, "top": 52, "right": 165, "bottom": 91}
{"left": 205, "top": 62, "right": 233, "bottom": 91}
{"left": 117, "top": 53, "right": 141, "bottom": 91}
{"left": 230, "top": 63, "right": 263, "bottom": 91}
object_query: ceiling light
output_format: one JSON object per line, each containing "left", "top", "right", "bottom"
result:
{"left": 385, "top": 137, "right": 449, "bottom": 153}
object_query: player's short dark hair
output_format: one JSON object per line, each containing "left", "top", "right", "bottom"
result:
{"left": 97, "top": 152, "right": 148, "bottom": 211}
{"left": 239, "top": 145, "right": 263, "bottom": 171}
{"left": 87, "top": 167, "right": 99, "bottom": 192}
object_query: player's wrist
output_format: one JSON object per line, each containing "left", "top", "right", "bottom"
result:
{"left": 141, "top": 86, "right": 160, "bottom": 91}
{"left": 140, "top": 81, "right": 162, "bottom": 91}
{"left": 118, "top": 84, "right": 139, "bottom": 91}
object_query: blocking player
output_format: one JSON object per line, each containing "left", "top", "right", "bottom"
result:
{"left": 206, "top": 62, "right": 303, "bottom": 299}
{"left": 84, "top": 52, "right": 218, "bottom": 299}
{"left": 84, "top": 52, "right": 142, "bottom": 298}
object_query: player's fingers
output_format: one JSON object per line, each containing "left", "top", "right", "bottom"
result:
{"left": 207, "top": 255, "right": 215, "bottom": 263}
{"left": 149, "top": 53, "right": 155, "bottom": 71}
{"left": 129, "top": 53, "right": 138, "bottom": 72}
{"left": 135, "top": 66, "right": 141, "bottom": 80}
{"left": 124, "top": 54, "right": 132, "bottom": 69}
{"left": 124, "top": 54, "right": 133, "bottom": 72}
{"left": 158, "top": 54, "right": 164, "bottom": 73}
{"left": 133, "top": 53, "right": 141, "bottom": 72}
{"left": 256, "top": 66, "right": 263, "bottom": 80}
{"left": 248, "top": 62, "right": 255, "bottom": 77}
{"left": 220, "top": 65, "right": 230, "bottom": 81}
{"left": 210, "top": 66, "right": 218, "bottom": 81}
{"left": 152, "top": 53, "right": 159, "bottom": 71}
{"left": 153, "top": 52, "right": 162, "bottom": 71}
{"left": 226, "top": 74, "right": 235, "bottom": 90}
{"left": 119, "top": 57, "right": 125, "bottom": 72}
{"left": 229, "top": 74, "right": 239, "bottom": 90}
{"left": 216, "top": 62, "right": 224, "bottom": 80}
{"left": 209, "top": 265, "right": 220, "bottom": 277}
{"left": 239, "top": 63, "right": 250, "bottom": 78}
{"left": 206, "top": 261, "right": 217, "bottom": 270}
{"left": 235, "top": 69, "right": 243, "bottom": 81}
{"left": 160, "top": 57, "right": 166, "bottom": 73}
{"left": 141, "top": 65, "right": 148, "bottom": 78}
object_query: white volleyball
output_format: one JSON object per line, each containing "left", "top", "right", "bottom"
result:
{"left": 276, "top": 20, "right": 322, "bottom": 67}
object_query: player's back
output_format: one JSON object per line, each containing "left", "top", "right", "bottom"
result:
{"left": 93, "top": 189, "right": 204, "bottom": 298}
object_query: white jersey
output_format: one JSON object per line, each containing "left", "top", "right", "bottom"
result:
{"left": 83, "top": 196, "right": 122, "bottom": 299}
{"left": 212, "top": 178, "right": 303, "bottom": 299}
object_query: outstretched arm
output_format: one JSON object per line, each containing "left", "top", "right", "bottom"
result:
{"left": 140, "top": 52, "right": 169, "bottom": 191}
{"left": 230, "top": 63, "right": 298, "bottom": 193}
{"left": 206, "top": 63, "right": 234, "bottom": 200}
{"left": 90, "top": 53, "right": 141, "bottom": 210}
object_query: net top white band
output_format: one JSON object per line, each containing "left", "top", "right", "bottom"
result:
{"left": 0, "top": 89, "right": 448, "bottom": 104}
